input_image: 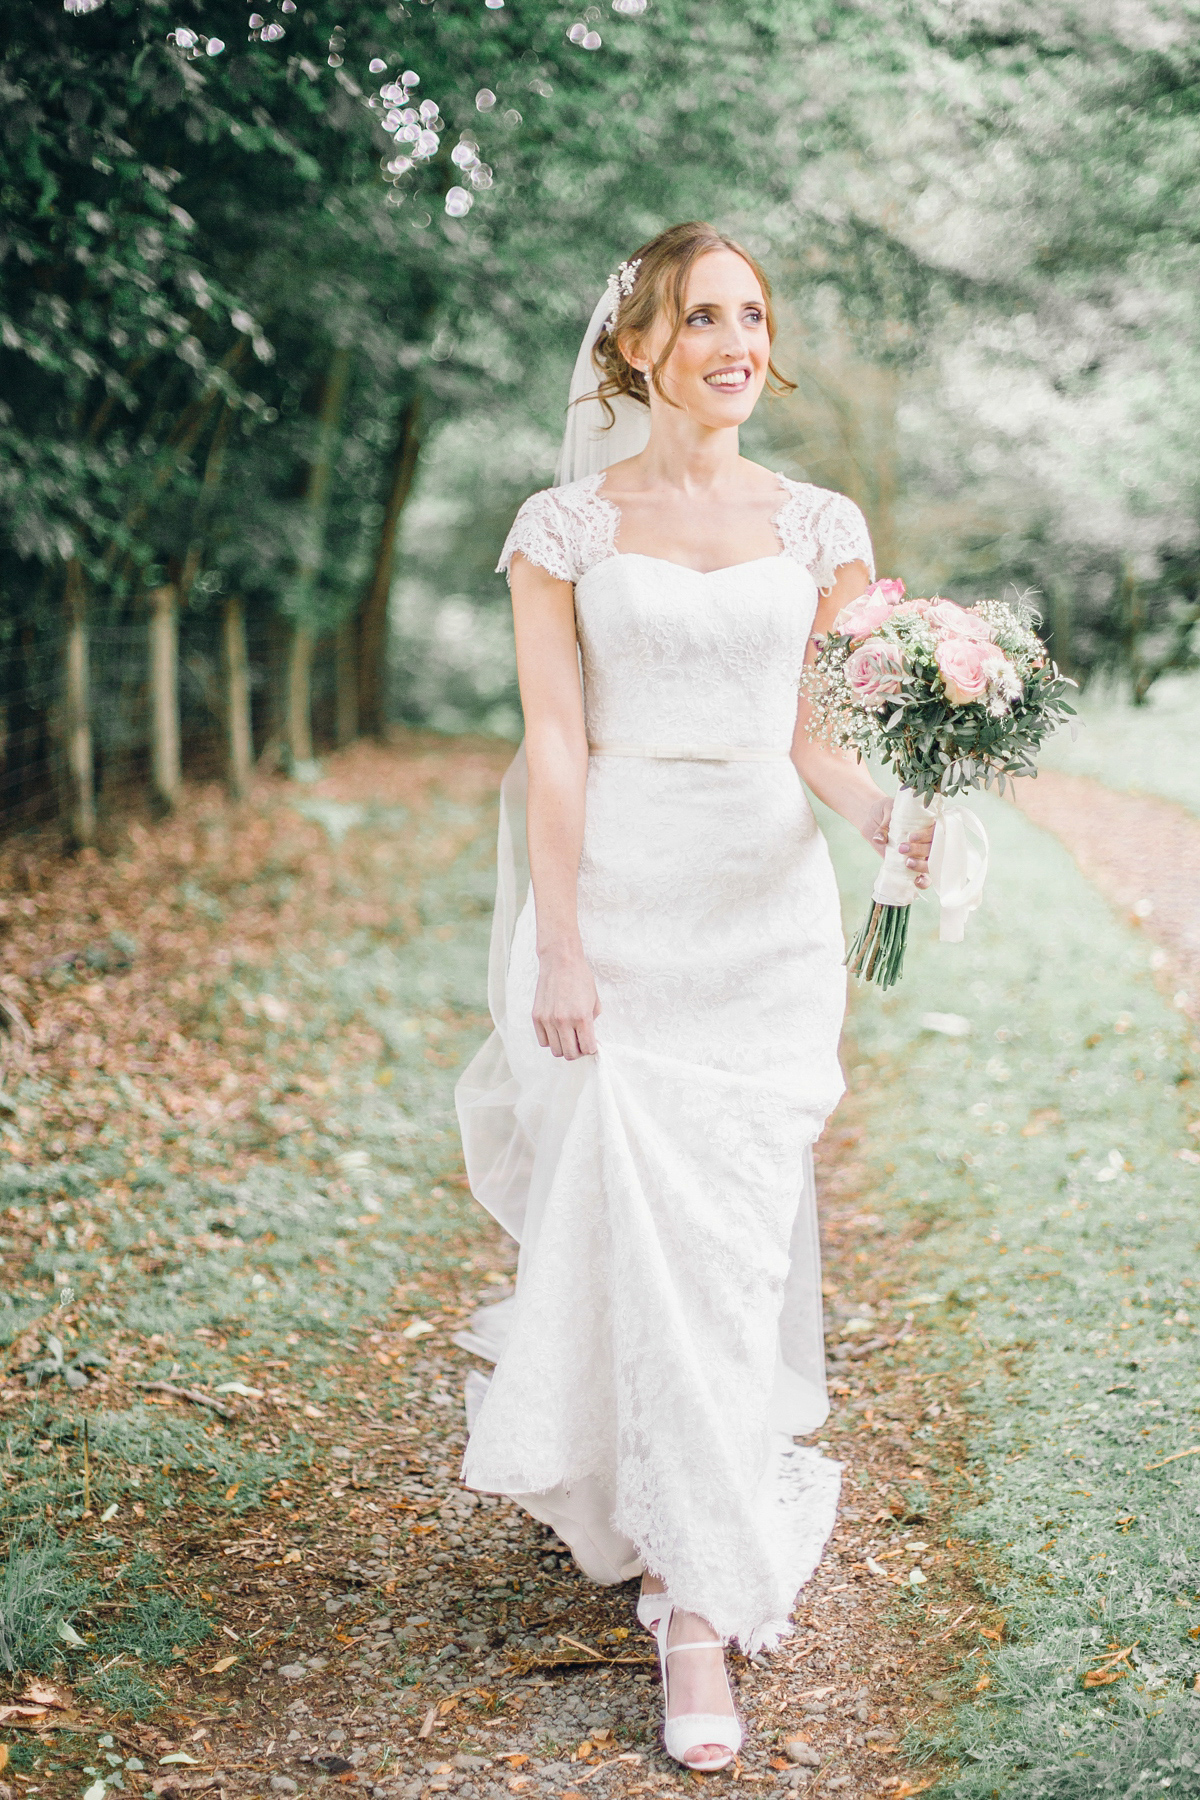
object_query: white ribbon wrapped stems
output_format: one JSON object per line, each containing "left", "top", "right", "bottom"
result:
{"left": 871, "top": 786, "right": 989, "bottom": 943}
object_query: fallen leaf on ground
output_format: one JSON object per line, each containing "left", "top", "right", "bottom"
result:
{"left": 204, "top": 1654, "right": 237, "bottom": 1675}
{"left": 19, "top": 1682, "right": 66, "bottom": 1708}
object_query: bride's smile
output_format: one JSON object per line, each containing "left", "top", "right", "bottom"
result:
{"left": 623, "top": 248, "right": 771, "bottom": 427}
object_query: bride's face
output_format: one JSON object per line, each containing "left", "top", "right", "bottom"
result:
{"left": 627, "top": 249, "right": 771, "bottom": 426}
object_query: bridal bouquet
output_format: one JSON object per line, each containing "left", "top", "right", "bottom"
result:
{"left": 804, "top": 580, "right": 1075, "bottom": 988}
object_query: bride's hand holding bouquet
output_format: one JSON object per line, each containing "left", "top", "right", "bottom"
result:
{"left": 805, "top": 580, "right": 1076, "bottom": 987}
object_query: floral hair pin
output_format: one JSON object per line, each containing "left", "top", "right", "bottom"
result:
{"left": 603, "top": 257, "right": 641, "bottom": 328}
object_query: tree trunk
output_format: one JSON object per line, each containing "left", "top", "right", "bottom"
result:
{"left": 62, "top": 559, "right": 96, "bottom": 849}
{"left": 335, "top": 617, "right": 358, "bottom": 747}
{"left": 358, "top": 393, "right": 421, "bottom": 739}
{"left": 286, "top": 624, "right": 316, "bottom": 767}
{"left": 285, "top": 344, "right": 353, "bottom": 767}
{"left": 149, "top": 583, "right": 181, "bottom": 810}
{"left": 223, "top": 595, "right": 253, "bottom": 798}
{"left": 178, "top": 405, "right": 232, "bottom": 611}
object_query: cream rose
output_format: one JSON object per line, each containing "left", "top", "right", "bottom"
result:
{"left": 845, "top": 639, "right": 906, "bottom": 710}
{"left": 928, "top": 598, "right": 995, "bottom": 642}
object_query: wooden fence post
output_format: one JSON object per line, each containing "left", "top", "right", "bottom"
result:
{"left": 335, "top": 617, "right": 358, "bottom": 747}
{"left": 286, "top": 624, "right": 316, "bottom": 768}
{"left": 63, "top": 558, "right": 96, "bottom": 849}
{"left": 223, "top": 595, "right": 253, "bottom": 798}
{"left": 149, "top": 583, "right": 181, "bottom": 809}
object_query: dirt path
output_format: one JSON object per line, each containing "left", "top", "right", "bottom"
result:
{"left": 0, "top": 744, "right": 994, "bottom": 1800}
{"left": 1014, "top": 771, "right": 1200, "bottom": 1018}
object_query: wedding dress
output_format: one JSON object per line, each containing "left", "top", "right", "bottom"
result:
{"left": 454, "top": 469, "right": 873, "bottom": 1654}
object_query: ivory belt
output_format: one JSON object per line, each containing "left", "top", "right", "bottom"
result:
{"left": 588, "top": 742, "right": 791, "bottom": 763}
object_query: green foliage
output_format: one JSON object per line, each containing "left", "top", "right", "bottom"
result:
{"left": 5, "top": 0, "right": 1193, "bottom": 798}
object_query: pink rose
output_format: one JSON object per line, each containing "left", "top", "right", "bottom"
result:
{"left": 870, "top": 577, "right": 906, "bottom": 605}
{"left": 890, "top": 599, "right": 937, "bottom": 622}
{"left": 927, "top": 598, "right": 995, "bottom": 642}
{"left": 834, "top": 578, "right": 905, "bottom": 640}
{"left": 845, "top": 640, "right": 906, "bottom": 710}
{"left": 936, "top": 637, "right": 990, "bottom": 705}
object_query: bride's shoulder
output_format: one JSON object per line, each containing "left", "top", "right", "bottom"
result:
{"left": 496, "top": 474, "right": 612, "bottom": 583}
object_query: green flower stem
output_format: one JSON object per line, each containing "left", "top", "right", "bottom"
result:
{"left": 846, "top": 899, "right": 911, "bottom": 988}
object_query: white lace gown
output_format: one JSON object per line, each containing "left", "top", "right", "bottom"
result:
{"left": 454, "top": 471, "right": 874, "bottom": 1653}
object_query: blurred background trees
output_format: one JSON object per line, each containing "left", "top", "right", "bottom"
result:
{"left": 3, "top": 0, "right": 1198, "bottom": 842}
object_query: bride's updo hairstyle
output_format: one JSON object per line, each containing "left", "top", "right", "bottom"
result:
{"left": 592, "top": 220, "right": 795, "bottom": 425}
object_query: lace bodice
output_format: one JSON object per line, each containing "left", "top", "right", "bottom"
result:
{"left": 573, "top": 556, "right": 816, "bottom": 754}
{"left": 497, "top": 471, "right": 874, "bottom": 597}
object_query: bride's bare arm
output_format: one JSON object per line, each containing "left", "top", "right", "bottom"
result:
{"left": 510, "top": 552, "right": 601, "bottom": 1059}
{"left": 790, "top": 560, "right": 934, "bottom": 884}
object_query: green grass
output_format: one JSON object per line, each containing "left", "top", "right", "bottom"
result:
{"left": 76, "top": 1665, "right": 170, "bottom": 1720}
{"left": 0, "top": 1530, "right": 79, "bottom": 1671}
{"left": 824, "top": 796, "right": 1200, "bottom": 1795}
{"left": 1040, "top": 671, "right": 1200, "bottom": 814}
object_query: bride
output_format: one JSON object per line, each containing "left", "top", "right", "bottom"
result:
{"left": 454, "top": 221, "right": 933, "bottom": 1772}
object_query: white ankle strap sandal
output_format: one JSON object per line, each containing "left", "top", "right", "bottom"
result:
{"left": 655, "top": 1606, "right": 743, "bottom": 1773}
{"left": 636, "top": 1586, "right": 668, "bottom": 1634}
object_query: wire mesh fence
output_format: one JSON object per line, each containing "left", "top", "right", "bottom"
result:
{"left": 0, "top": 600, "right": 344, "bottom": 850}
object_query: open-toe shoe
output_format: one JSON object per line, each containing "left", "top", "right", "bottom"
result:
{"left": 654, "top": 1604, "right": 742, "bottom": 1773}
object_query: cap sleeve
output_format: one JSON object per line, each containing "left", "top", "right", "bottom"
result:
{"left": 497, "top": 489, "right": 577, "bottom": 585}
{"left": 775, "top": 478, "right": 875, "bottom": 595}
{"left": 811, "top": 491, "right": 874, "bottom": 595}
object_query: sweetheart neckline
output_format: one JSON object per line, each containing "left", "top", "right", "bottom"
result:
{"left": 592, "top": 469, "right": 795, "bottom": 578}
{"left": 587, "top": 551, "right": 799, "bottom": 579}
